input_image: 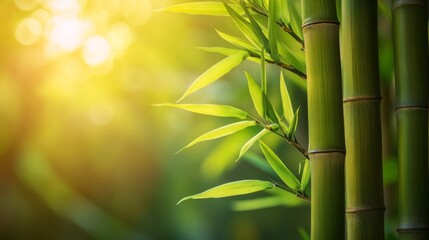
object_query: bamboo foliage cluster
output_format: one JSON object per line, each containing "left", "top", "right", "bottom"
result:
{"left": 157, "top": 0, "right": 429, "bottom": 239}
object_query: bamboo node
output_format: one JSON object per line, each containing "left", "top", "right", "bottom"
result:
{"left": 395, "top": 105, "right": 429, "bottom": 112}
{"left": 307, "top": 149, "right": 346, "bottom": 155}
{"left": 392, "top": 0, "right": 427, "bottom": 11}
{"left": 301, "top": 20, "right": 339, "bottom": 31}
{"left": 346, "top": 206, "right": 385, "bottom": 214}
{"left": 343, "top": 96, "right": 381, "bottom": 104}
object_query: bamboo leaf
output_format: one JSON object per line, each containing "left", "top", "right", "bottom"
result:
{"left": 300, "top": 159, "right": 310, "bottom": 191}
{"left": 161, "top": 2, "right": 244, "bottom": 16}
{"left": 177, "top": 180, "right": 274, "bottom": 204}
{"left": 223, "top": 2, "right": 265, "bottom": 48}
{"left": 268, "top": 0, "right": 279, "bottom": 61}
{"left": 154, "top": 103, "right": 249, "bottom": 119}
{"left": 246, "top": 71, "right": 264, "bottom": 117}
{"left": 287, "top": 0, "right": 303, "bottom": 40}
{"left": 287, "top": 107, "right": 300, "bottom": 138}
{"left": 177, "top": 121, "right": 257, "bottom": 153}
{"left": 261, "top": 49, "right": 268, "bottom": 119}
{"left": 240, "top": 1, "right": 270, "bottom": 51}
{"left": 216, "top": 30, "right": 258, "bottom": 53}
{"left": 278, "top": 41, "right": 306, "bottom": 74}
{"left": 280, "top": 71, "right": 294, "bottom": 124}
{"left": 197, "top": 47, "right": 245, "bottom": 56}
{"left": 237, "top": 128, "right": 270, "bottom": 161}
{"left": 178, "top": 51, "right": 249, "bottom": 101}
{"left": 278, "top": 0, "right": 290, "bottom": 25}
{"left": 259, "top": 141, "right": 300, "bottom": 189}
{"left": 245, "top": 71, "right": 279, "bottom": 122}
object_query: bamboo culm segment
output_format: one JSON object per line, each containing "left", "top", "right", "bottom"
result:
{"left": 392, "top": 0, "right": 429, "bottom": 239}
{"left": 341, "top": 1, "right": 385, "bottom": 239}
{"left": 302, "top": 0, "right": 345, "bottom": 237}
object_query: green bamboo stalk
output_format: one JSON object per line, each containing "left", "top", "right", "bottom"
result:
{"left": 301, "top": 1, "right": 345, "bottom": 239}
{"left": 392, "top": 0, "right": 429, "bottom": 239}
{"left": 341, "top": 1, "right": 385, "bottom": 239}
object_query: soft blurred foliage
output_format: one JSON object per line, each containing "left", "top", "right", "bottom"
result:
{"left": 0, "top": 0, "right": 310, "bottom": 239}
{"left": 0, "top": 0, "right": 398, "bottom": 239}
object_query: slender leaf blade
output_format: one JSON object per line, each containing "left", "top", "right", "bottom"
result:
{"left": 259, "top": 141, "right": 300, "bottom": 189}
{"left": 178, "top": 51, "right": 249, "bottom": 101}
{"left": 300, "top": 159, "right": 310, "bottom": 191}
{"left": 223, "top": 2, "right": 264, "bottom": 48}
{"left": 197, "top": 47, "right": 244, "bottom": 56}
{"left": 268, "top": 0, "right": 279, "bottom": 61}
{"left": 161, "top": 2, "right": 243, "bottom": 16}
{"left": 280, "top": 71, "right": 294, "bottom": 124}
{"left": 287, "top": 107, "right": 299, "bottom": 138}
{"left": 216, "top": 30, "right": 258, "bottom": 53}
{"left": 177, "top": 180, "right": 275, "bottom": 204}
{"left": 237, "top": 128, "right": 270, "bottom": 161}
{"left": 154, "top": 103, "right": 249, "bottom": 119}
{"left": 178, "top": 121, "right": 257, "bottom": 153}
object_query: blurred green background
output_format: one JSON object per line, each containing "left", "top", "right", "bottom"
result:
{"left": 0, "top": 0, "right": 397, "bottom": 239}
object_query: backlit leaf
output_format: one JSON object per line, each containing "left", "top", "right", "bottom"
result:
{"left": 287, "top": 107, "right": 300, "bottom": 138}
{"left": 259, "top": 141, "right": 300, "bottom": 189}
{"left": 177, "top": 51, "right": 249, "bottom": 101}
{"left": 154, "top": 103, "right": 248, "bottom": 119}
{"left": 161, "top": 2, "right": 243, "bottom": 16}
{"left": 223, "top": 2, "right": 265, "bottom": 49}
{"left": 177, "top": 121, "right": 257, "bottom": 153}
{"left": 216, "top": 30, "right": 258, "bottom": 53}
{"left": 287, "top": 0, "right": 303, "bottom": 40}
{"left": 280, "top": 71, "right": 294, "bottom": 124}
{"left": 177, "top": 180, "right": 274, "bottom": 205}
{"left": 300, "top": 159, "right": 310, "bottom": 191}
{"left": 268, "top": 0, "right": 279, "bottom": 61}
{"left": 197, "top": 47, "right": 245, "bottom": 56}
{"left": 237, "top": 128, "right": 270, "bottom": 161}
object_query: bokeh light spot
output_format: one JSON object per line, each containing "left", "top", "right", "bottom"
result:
{"left": 45, "top": 16, "right": 92, "bottom": 52}
{"left": 106, "top": 22, "right": 134, "bottom": 58}
{"left": 15, "top": 0, "right": 39, "bottom": 11}
{"left": 82, "top": 36, "right": 111, "bottom": 67}
{"left": 124, "top": 0, "right": 152, "bottom": 26}
{"left": 15, "top": 18, "right": 43, "bottom": 46}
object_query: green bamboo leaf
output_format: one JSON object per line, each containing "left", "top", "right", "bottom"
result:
{"left": 216, "top": 30, "right": 258, "bottom": 53}
{"left": 197, "top": 47, "right": 245, "bottom": 56}
{"left": 245, "top": 71, "right": 264, "bottom": 117}
{"left": 259, "top": 141, "right": 300, "bottom": 189}
{"left": 245, "top": 71, "right": 279, "bottom": 122}
{"left": 287, "top": 0, "right": 303, "bottom": 40}
{"left": 240, "top": 1, "right": 270, "bottom": 51}
{"left": 268, "top": 0, "right": 279, "bottom": 61}
{"left": 223, "top": 2, "right": 265, "bottom": 48}
{"left": 177, "top": 180, "right": 275, "bottom": 205}
{"left": 177, "top": 51, "right": 249, "bottom": 102}
{"left": 278, "top": 0, "right": 290, "bottom": 25}
{"left": 300, "top": 159, "right": 310, "bottom": 191}
{"left": 161, "top": 2, "right": 244, "bottom": 16}
{"left": 280, "top": 71, "right": 294, "bottom": 124}
{"left": 154, "top": 103, "right": 249, "bottom": 119}
{"left": 237, "top": 128, "right": 270, "bottom": 161}
{"left": 261, "top": 49, "right": 268, "bottom": 119}
{"left": 287, "top": 107, "right": 300, "bottom": 138}
{"left": 278, "top": 41, "right": 306, "bottom": 74}
{"left": 177, "top": 121, "right": 257, "bottom": 153}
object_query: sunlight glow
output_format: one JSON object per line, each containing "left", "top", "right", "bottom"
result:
{"left": 45, "top": 16, "right": 92, "bottom": 52}
{"left": 124, "top": 0, "right": 152, "bottom": 26}
{"left": 106, "top": 22, "right": 134, "bottom": 58}
{"left": 82, "top": 36, "right": 111, "bottom": 67}
{"left": 15, "top": 17, "right": 43, "bottom": 46}
{"left": 15, "top": 0, "right": 39, "bottom": 11}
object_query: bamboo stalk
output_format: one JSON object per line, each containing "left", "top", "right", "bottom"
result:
{"left": 392, "top": 0, "right": 429, "bottom": 239}
{"left": 301, "top": 1, "right": 345, "bottom": 239}
{"left": 341, "top": 1, "right": 385, "bottom": 239}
